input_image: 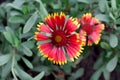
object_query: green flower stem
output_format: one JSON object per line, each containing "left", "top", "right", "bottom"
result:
{"left": 11, "top": 48, "right": 18, "bottom": 80}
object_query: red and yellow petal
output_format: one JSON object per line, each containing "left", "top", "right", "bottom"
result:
{"left": 47, "top": 47, "right": 58, "bottom": 61}
{"left": 37, "top": 23, "right": 51, "bottom": 33}
{"left": 53, "top": 48, "right": 67, "bottom": 65}
{"left": 52, "top": 12, "right": 66, "bottom": 30}
{"left": 68, "top": 33, "right": 84, "bottom": 46}
{"left": 81, "top": 13, "right": 92, "bottom": 24}
{"left": 60, "top": 12, "right": 66, "bottom": 28}
{"left": 34, "top": 32, "right": 49, "bottom": 41}
{"left": 79, "top": 30, "right": 87, "bottom": 46}
{"left": 88, "top": 32, "right": 101, "bottom": 45}
{"left": 53, "top": 13, "right": 62, "bottom": 29}
{"left": 65, "top": 17, "right": 80, "bottom": 34}
{"left": 38, "top": 42, "right": 53, "bottom": 57}
{"left": 65, "top": 45, "right": 81, "bottom": 61}
{"left": 90, "top": 17, "right": 100, "bottom": 25}
{"left": 93, "top": 24, "right": 105, "bottom": 33}
{"left": 45, "top": 14, "right": 56, "bottom": 30}
{"left": 66, "top": 34, "right": 84, "bottom": 61}
{"left": 45, "top": 12, "right": 66, "bottom": 31}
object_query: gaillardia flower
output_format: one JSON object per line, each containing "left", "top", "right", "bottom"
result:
{"left": 79, "top": 13, "right": 104, "bottom": 46}
{"left": 35, "top": 12, "right": 84, "bottom": 65}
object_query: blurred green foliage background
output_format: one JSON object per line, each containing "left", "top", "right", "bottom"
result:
{"left": 0, "top": 0, "right": 120, "bottom": 80}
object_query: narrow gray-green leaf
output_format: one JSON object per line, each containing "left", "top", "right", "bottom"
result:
{"left": 22, "top": 41, "right": 35, "bottom": 49}
{"left": 22, "top": 44, "right": 33, "bottom": 56}
{"left": 1, "top": 60, "right": 11, "bottom": 79}
{"left": 22, "top": 57, "right": 33, "bottom": 69}
{"left": 90, "top": 67, "right": 103, "bottom": 80}
{"left": 72, "top": 68, "right": 84, "bottom": 79}
{"left": 3, "top": 31, "right": 14, "bottom": 45}
{"left": 9, "top": 16, "right": 25, "bottom": 23}
{"left": 100, "top": 42, "right": 110, "bottom": 49}
{"left": 106, "top": 51, "right": 112, "bottom": 58}
{"left": 6, "top": 0, "right": 26, "bottom": 10}
{"left": 77, "top": 0, "right": 90, "bottom": 4}
{"left": 23, "top": 11, "right": 38, "bottom": 33}
{"left": 33, "top": 65, "right": 51, "bottom": 72}
{"left": 109, "top": 12, "right": 115, "bottom": 21}
{"left": 95, "top": 14, "right": 109, "bottom": 23}
{"left": 93, "top": 57, "right": 103, "bottom": 70}
{"left": 0, "top": 54, "right": 12, "bottom": 66}
{"left": 15, "top": 65, "right": 32, "bottom": 80}
{"left": 111, "top": 0, "right": 117, "bottom": 10}
{"left": 109, "top": 34, "right": 118, "bottom": 48}
{"left": 103, "top": 69, "right": 110, "bottom": 80}
{"left": 106, "top": 56, "right": 118, "bottom": 72}
{"left": 98, "top": 0, "right": 106, "bottom": 12}
{"left": 3, "top": 27, "right": 20, "bottom": 48}
{"left": 0, "top": 8, "right": 5, "bottom": 18}
{"left": 12, "top": 0, "right": 26, "bottom": 8}
{"left": 32, "top": 71, "right": 45, "bottom": 80}
{"left": 35, "top": 0, "right": 48, "bottom": 21}
{"left": 3, "top": 27, "right": 16, "bottom": 45}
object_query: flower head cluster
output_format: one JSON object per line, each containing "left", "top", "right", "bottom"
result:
{"left": 79, "top": 13, "right": 104, "bottom": 46}
{"left": 35, "top": 12, "right": 104, "bottom": 65}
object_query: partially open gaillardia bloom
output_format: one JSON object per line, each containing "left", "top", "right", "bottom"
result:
{"left": 79, "top": 13, "right": 105, "bottom": 46}
{"left": 35, "top": 12, "right": 85, "bottom": 65}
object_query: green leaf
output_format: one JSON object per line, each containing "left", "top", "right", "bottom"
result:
{"left": 93, "top": 57, "right": 103, "bottom": 70}
{"left": 1, "top": 60, "right": 11, "bottom": 79}
{"left": 100, "top": 42, "right": 110, "bottom": 49}
{"left": 10, "top": 10, "right": 22, "bottom": 16}
{"left": 33, "top": 65, "right": 51, "bottom": 73}
{"left": 23, "top": 11, "right": 38, "bottom": 33}
{"left": 3, "top": 27, "right": 16, "bottom": 45}
{"left": 14, "top": 36, "right": 20, "bottom": 48}
{"left": 62, "top": 63, "right": 72, "bottom": 74}
{"left": 111, "top": 0, "right": 117, "bottom": 10}
{"left": 32, "top": 71, "right": 45, "bottom": 80}
{"left": 22, "top": 44, "right": 33, "bottom": 56}
{"left": 22, "top": 57, "right": 33, "bottom": 69}
{"left": 51, "top": 2, "right": 61, "bottom": 9}
{"left": 22, "top": 5, "right": 30, "bottom": 14}
{"left": 77, "top": 0, "right": 90, "bottom": 4}
{"left": 98, "top": 0, "right": 107, "bottom": 12}
{"left": 109, "top": 34, "right": 118, "bottom": 48}
{"left": 95, "top": 14, "right": 109, "bottom": 23}
{"left": 3, "top": 30, "right": 14, "bottom": 45}
{"left": 106, "top": 51, "right": 112, "bottom": 58}
{"left": 3, "top": 27, "right": 20, "bottom": 48}
{"left": 6, "top": 0, "right": 26, "bottom": 10}
{"left": 0, "top": 25, "right": 4, "bottom": 33}
{"left": 22, "top": 41, "right": 35, "bottom": 49}
{"left": 8, "top": 16, "right": 25, "bottom": 24}
{"left": 35, "top": 0, "right": 48, "bottom": 21}
{"left": 0, "top": 54, "right": 12, "bottom": 66}
{"left": 74, "top": 68, "right": 84, "bottom": 78}
{"left": 0, "top": 8, "right": 5, "bottom": 18}
{"left": 71, "top": 68, "right": 84, "bottom": 79}
{"left": 90, "top": 67, "right": 103, "bottom": 80}
{"left": 106, "top": 56, "right": 118, "bottom": 72}
{"left": 109, "top": 12, "right": 116, "bottom": 21}
{"left": 103, "top": 69, "right": 110, "bottom": 80}
{"left": 15, "top": 65, "right": 32, "bottom": 80}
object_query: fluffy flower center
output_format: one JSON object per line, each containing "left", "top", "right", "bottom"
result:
{"left": 52, "top": 30, "right": 67, "bottom": 47}
{"left": 55, "top": 35, "right": 62, "bottom": 43}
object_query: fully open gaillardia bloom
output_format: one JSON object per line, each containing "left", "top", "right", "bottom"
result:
{"left": 79, "top": 13, "right": 105, "bottom": 46}
{"left": 35, "top": 12, "right": 84, "bottom": 65}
